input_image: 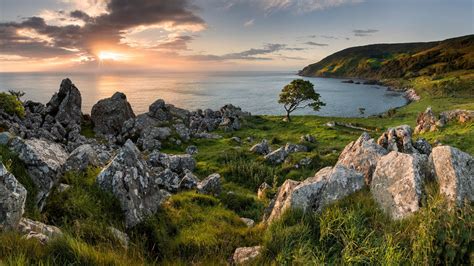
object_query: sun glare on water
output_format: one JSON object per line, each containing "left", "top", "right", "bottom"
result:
{"left": 98, "top": 51, "right": 126, "bottom": 61}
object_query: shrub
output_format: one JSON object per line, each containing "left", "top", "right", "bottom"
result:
{"left": 0, "top": 92, "right": 25, "bottom": 118}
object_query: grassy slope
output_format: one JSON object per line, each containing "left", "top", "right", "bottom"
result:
{"left": 1, "top": 78, "right": 473, "bottom": 264}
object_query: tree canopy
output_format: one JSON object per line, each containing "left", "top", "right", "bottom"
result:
{"left": 278, "top": 79, "right": 325, "bottom": 121}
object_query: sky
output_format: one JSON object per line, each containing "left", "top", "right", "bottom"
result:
{"left": 0, "top": 0, "right": 472, "bottom": 72}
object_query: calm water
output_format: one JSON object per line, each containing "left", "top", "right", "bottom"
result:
{"left": 0, "top": 71, "right": 407, "bottom": 117}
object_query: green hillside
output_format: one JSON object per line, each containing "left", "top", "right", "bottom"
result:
{"left": 299, "top": 35, "right": 474, "bottom": 96}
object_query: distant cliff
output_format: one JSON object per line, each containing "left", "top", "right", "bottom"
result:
{"left": 299, "top": 35, "right": 474, "bottom": 80}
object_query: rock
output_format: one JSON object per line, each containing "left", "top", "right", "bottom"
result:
{"left": 297, "top": 157, "right": 312, "bottom": 167}
{"left": 266, "top": 166, "right": 364, "bottom": 223}
{"left": 325, "top": 121, "right": 336, "bottom": 127}
{"left": 439, "top": 109, "right": 474, "bottom": 126}
{"left": 377, "top": 125, "right": 416, "bottom": 153}
{"left": 148, "top": 99, "right": 167, "bottom": 120}
{"left": 10, "top": 138, "right": 68, "bottom": 209}
{"left": 257, "top": 182, "right": 271, "bottom": 200}
{"left": 336, "top": 133, "right": 388, "bottom": 185}
{"left": 155, "top": 169, "right": 180, "bottom": 192}
{"left": 246, "top": 136, "right": 254, "bottom": 143}
{"left": 431, "top": 146, "right": 474, "bottom": 206}
{"left": 240, "top": 217, "right": 255, "bottom": 227}
{"left": 179, "top": 170, "right": 199, "bottom": 190}
{"left": 250, "top": 139, "right": 270, "bottom": 155}
{"left": 404, "top": 89, "right": 420, "bottom": 102}
{"left": 197, "top": 173, "right": 221, "bottom": 196}
{"left": 91, "top": 92, "right": 135, "bottom": 136}
{"left": 284, "top": 143, "right": 308, "bottom": 153}
{"left": 138, "top": 126, "right": 171, "bottom": 151}
{"left": 63, "top": 144, "right": 99, "bottom": 172}
{"left": 342, "top": 80, "right": 354, "bottom": 83}
{"left": 18, "top": 217, "right": 63, "bottom": 244}
{"left": 57, "top": 183, "right": 71, "bottom": 193}
{"left": 414, "top": 107, "right": 438, "bottom": 134}
{"left": 300, "top": 134, "right": 316, "bottom": 143}
{"left": 185, "top": 145, "right": 198, "bottom": 155}
{"left": 413, "top": 138, "right": 432, "bottom": 155}
{"left": 233, "top": 246, "right": 262, "bottom": 265}
{"left": 0, "top": 163, "right": 27, "bottom": 231}
{"left": 108, "top": 226, "right": 130, "bottom": 249}
{"left": 371, "top": 151, "right": 428, "bottom": 220}
{"left": 231, "top": 136, "right": 241, "bottom": 144}
{"left": 0, "top": 132, "right": 13, "bottom": 145}
{"left": 174, "top": 123, "right": 191, "bottom": 141}
{"left": 148, "top": 152, "right": 196, "bottom": 174}
{"left": 264, "top": 147, "right": 288, "bottom": 164}
{"left": 97, "top": 140, "right": 167, "bottom": 228}
{"left": 46, "top": 78, "right": 82, "bottom": 127}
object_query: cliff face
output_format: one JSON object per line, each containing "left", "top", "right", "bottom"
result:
{"left": 299, "top": 35, "right": 474, "bottom": 79}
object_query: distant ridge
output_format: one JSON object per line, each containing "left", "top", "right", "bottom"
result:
{"left": 299, "top": 35, "right": 474, "bottom": 79}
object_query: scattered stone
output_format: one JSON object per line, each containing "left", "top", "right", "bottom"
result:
{"left": 179, "top": 170, "right": 199, "bottom": 190}
{"left": 185, "top": 145, "right": 198, "bottom": 155}
{"left": 233, "top": 246, "right": 262, "bottom": 265}
{"left": 108, "top": 226, "right": 130, "bottom": 249}
{"left": 371, "top": 151, "right": 428, "bottom": 220}
{"left": 325, "top": 121, "right": 336, "bottom": 127}
{"left": 240, "top": 217, "right": 255, "bottom": 227}
{"left": 284, "top": 143, "right": 308, "bottom": 153}
{"left": 336, "top": 132, "right": 388, "bottom": 185}
{"left": 404, "top": 89, "right": 420, "bottom": 102}
{"left": 431, "top": 146, "right": 473, "bottom": 206}
{"left": 197, "top": 173, "right": 221, "bottom": 196}
{"left": 18, "top": 217, "right": 63, "bottom": 244}
{"left": 91, "top": 92, "right": 135, "bottom": 136}
{"left": 297, "top": 157, "right": 312, "bottom": 168}
{"left": 246, "top": 136, "right": 254, "bottom": 143}
{"left": 439, "top": 109, "right": 474, "bottom": 126}
{"left": 57, "top": 183, "right": 71, "bottom": 193}
{"left": 97, "top": 140, "right": 167, "bottom": 228}
{"left": 257, "top": 182, "right": 272, "bottom": 200}
{"left": 148, "top": 151, "right": 196, "bottom": 174}
{"left": 10, "top": 137, "right": 68, "bottom": 209}
{"left": 0, "top": 163, "right": 27, "bottom": 231}
{"left": 264, "top": 147, "right": 288, "bottom": 164}
{"left": 155, "top": 169, "right": 180, "bottom": 192}
{"left": 0, "top": 132, "right": 13, "bottom": 145}
{"left": 250, "top": 139, "right": 270, "bottom": 155}
{"left": 377, "top": 125, "right": 416, "bottom": 153}
{"left": 231, "top": 136, "right": 241, "bottom": 144}
{"left": 63, "top": 144, "right": 99, "bottom": 172}
{"left": 300, "top": 134, "right": 316, "bottom": 143}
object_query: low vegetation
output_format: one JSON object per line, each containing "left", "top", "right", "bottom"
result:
{"left": 0, "top": 92, "right": 25, "bottom": 118}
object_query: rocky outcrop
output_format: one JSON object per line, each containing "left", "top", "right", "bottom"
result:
{"left": 266, "top": 165, "right": 364, "bottom": 223}
{"left": 97, "top": 140, "right": 167, "bottom": 228}
{"left": 197, "top": 173, "right": 221, "bottom": 196}
{"left": 371, "top": 152, "right": 428, "bottom": 220}
{"left": 233, "top": 246, "right": 262, "bottom": 265}
{"left": 18, "top": 218, "right": 63, "bottom": 244}
{"left": 431, "top": 146, "right": 473, "bottom": 206}
{"left": 91, "top": 92, "right": 135, "bottom": 136}
{"left": 148, "top": 151, "right": 196, "bottom": 175}
{"left": 0, "top": 163, "right": 27, "bottom": 231}
{"left": 336, "top": 132, "right": 388, "bottom": 185}
{"left": 10, "top": 137, "right": 68, "bottom": 209}
{"left": 414, "top": 107, "right": 438, "bottom": 134}
{"left": 46, "top": 78, "right": 82, "bottom": 127}
{"left": 377, "top": 125, "right": 416, "bottom": 154}
{"left": 413, "top": 138, "right": 432, "bottom": 155}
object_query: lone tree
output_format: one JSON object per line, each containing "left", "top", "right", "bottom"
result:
{"left": 278, "top": 79, "right": 325, "bottom": 121}
{"left": 8, "top": 90, "right": 25, "bottom": 102}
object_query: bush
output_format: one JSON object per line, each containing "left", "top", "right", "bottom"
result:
{"left": 0, "top": 92, "right": 25, "bottom": 118}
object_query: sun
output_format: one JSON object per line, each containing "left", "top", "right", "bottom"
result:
{"left": 98, "top": 51, "right": 125, "bottom": 61}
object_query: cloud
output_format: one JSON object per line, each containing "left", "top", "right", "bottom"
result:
{"left": 155, "top": 35, "right": 195, "bottom": 50}
{"left": 243, "top": 18, "right": 255, "bottom": 27}
{"left": 353, "top": 28, "right": 378, "bottom": 37}
{"left": 189, "top": 43, "right": 304, "bottom": 61}
{"left": 305, "top": 41, "right": 328, "bottom": 46}
{"left": 0, "top": 0, "right": 206, "bottom": 59}
{"left": 261, "top": 0, "right": 364, "bottom": 14}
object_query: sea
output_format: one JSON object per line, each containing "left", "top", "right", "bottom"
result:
{"left": 0, "top": 71, "right": 407, "bottom": 117}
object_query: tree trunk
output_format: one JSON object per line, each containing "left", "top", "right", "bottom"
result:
{"left": 286, "top": 111, "right": 291, "bottom": 122}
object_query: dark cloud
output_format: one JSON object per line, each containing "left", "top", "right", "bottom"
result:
{"left": 353, "top": 29, "right": 378, "bottom": 36}
{"left": 0, "top": 0, "right": 206, "bottom": 58}
{"left": 305, "top": 41, "right": 328, "bottom": 46}
{"left": 155, "top": 35, "right": 194, "bottom": 50}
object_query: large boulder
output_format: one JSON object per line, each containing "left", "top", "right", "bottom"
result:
{"left": 377, "top": 125, "right": 416, "bottom": 153}
{"left": 431, "top": 146, "right": 473, "bottom": 206}
{"left": 18, "top": 218, "right": 63, "bottom": 244}
{"left": 233, "top": 246, "right": 262, "bottom": 265}
{"left": 414, "top": 107, "right": 438, "bottom": 134}
{"left": 250, "top": 139, "right": 270, "bottom": 155}
{"left": 91, "top": 92, "right": 135, "bottom": 136}
{"left": 197, "top": 173, "right": 221, "bottom": 196}
{"left": 10, "top": 138, "right": 68, "bottom": 209}
{"left": 264, "top": 147, "right": 288, "bottom": 164}
{"left": 371, "top": 151, "right": 428, "bottom": 220}
{"left": 336, "top": 132, "right": 388, "bottom": 185}
{"left": 45, "top": 78, "right": 82, "bottom": 127}
{"left": 97, "top": 140, "right": 167, "bottom": 228}
{"left": 266, "top": 165, "right": 364, "bottom": 223}
{"left": 0, "top": 163, "right": 27, "bottom": 231}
